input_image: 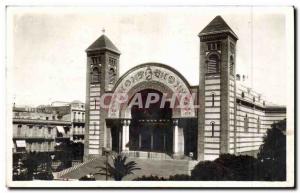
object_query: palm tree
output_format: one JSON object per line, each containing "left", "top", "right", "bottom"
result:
{"left": 96, "top": 154, "right": 140, "bottom": 181}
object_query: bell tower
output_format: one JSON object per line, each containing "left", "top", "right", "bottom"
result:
{"left": 84, "top": 33, "right": 120, "bottom": 158}
{"left": 198, "top": 16, "right": 238, "bottom": 160}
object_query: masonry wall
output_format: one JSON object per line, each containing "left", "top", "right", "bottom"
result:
{"left": 230, "top": 84, "right": 286, "bottom": 154}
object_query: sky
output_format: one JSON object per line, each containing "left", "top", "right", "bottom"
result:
{"left": 7, "top": 7, "right": 290, "bottom": 106}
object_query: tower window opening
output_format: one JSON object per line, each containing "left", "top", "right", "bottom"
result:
{"left": 207, "top": 54, "right": 220, "bottom": 74}
{"left": 91, "top": 67, "right": 100, "bottom": 83}
{"left": 230, "top": 56, "right": 234, "bottom": 76}
{"left": 207, "top": 42, "right": 221, "bottom": 51}
{"left": 212, "top": 93, "right": 215, "bottom": 107}
{"left": 92, "top": 56, "right": 101, "bottom": 65}
{"left": 244, "top": 114, "right": 249, "bottom": 132}
{"left": 211, "top": 122, "right": 215, "bottom": 137}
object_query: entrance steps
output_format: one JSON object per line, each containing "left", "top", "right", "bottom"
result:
{"left": 55, "top": 155, "right": 198, "bottom": 180}
{"left": 122, "top": 151, "right": 173, "bottom": 160}
{"left": 123, "top": 157, "right": 198, "bottom": 180}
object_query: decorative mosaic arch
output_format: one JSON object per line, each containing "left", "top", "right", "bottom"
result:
{"left": 108, "top": 63, "right": 196, "bottom": 118}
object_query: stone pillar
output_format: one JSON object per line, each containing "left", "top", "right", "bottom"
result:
{"left": 173, "top": 119, "right": 179, "bottom": 155}
{"left": 122, "top": 120, "right": 130, "bottom": 151}
{"left": 173, "top": 119, "right": 184, "bottom": 158}
{"left": 138, "top": 133, "right": 142, "bottom": 149}
{"left": 178, "top": 126, "right": 184, "bottom": 154}
{"left": 106, "top": 126, "right": 112, "bottom": 150}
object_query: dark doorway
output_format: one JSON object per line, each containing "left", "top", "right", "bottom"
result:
{"left": 129, "top": 89, "right": 173, "bottom": 153}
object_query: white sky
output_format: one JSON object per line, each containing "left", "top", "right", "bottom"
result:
{"left": 8, "top": 7, "right": 289, "bottom": 106}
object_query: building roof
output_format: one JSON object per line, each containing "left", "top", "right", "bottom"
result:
{"left": 86, "top": 34, "right": 121, "bottom": 54}
{"left": 199, "top": 15, "right": 238, "bottom": 40}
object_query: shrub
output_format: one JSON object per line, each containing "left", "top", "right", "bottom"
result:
{"left": 215, "top": 154, "right": 263, "bottom": 181}
{"left": 168, "top": 174, "right": 191, "bottom": 181}
{"left": 191, "top": 160, "right": 234, "bottom": 181}
{"left": 133, "top": 175, "right": 167, "bottom": 181}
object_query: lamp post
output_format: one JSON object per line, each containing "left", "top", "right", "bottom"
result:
{"left": 102, "top": 147, "right": 109, "bottom": 181}
{"left": 50, "top": 153, "right": 55, "bottom": 172}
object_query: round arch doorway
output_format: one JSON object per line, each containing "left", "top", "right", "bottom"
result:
{"left": 129, "top": 89, "right": 173, "bottom": 154}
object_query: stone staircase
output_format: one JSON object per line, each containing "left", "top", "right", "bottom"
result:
{"left": 122, "top": 151, "right": 173, "bottom": 160}
{"left": 54, "top": 156, "right": 106, "bottom": 180}
{"left": 123, "top": 158, "right": 197, "bottom": 180}
{"left": 55, "top": 155, "right": 198, "bottom": 180}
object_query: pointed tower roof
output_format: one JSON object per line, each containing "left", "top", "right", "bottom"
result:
{"left": 199, "top": 16, "right": 238, "bottom": 40}
{"left": 86, "top": 34, "right": 121, "bottom": 54}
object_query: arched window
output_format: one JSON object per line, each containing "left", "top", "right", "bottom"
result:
{"left": 109, "top": 68, "right": 116, "bottom": 84}
{"left": 210, "top": 121, "right": 215, "bottom": 137}
{"left": 241, "top": 92, "right": 245, "bottom": 98}
{"left": 230, "top": 56, "right": 234, "bottom": 76}
{"left": 207, "top": 54, "right": 219, "bottom": 74}
{"left": 212, "top": 93, "right": 215, "bottom": 107}
{"left": 244, "top": 114, "right": 249, "bottom": 132}
{"left": 91, "top": 67, "right": 100, "bottom": 83}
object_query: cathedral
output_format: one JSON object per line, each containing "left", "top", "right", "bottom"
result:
{"left": 83, "top": 15, "right": 286, "bottom": 162}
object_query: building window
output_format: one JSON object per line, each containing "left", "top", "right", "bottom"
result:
{"left": 253, "top": 97, "right": 255, "bottom": 102}
{"left": 73, "top": 112, "right": 76, "bottom": 120}
{"left": 230, "top": 55, "right": 234, "bottom": 76}
{"left": 257, "top": 117, "right": 261, "bottom": 133}
{"left": 242, "top": 92, "right": 245, "bottom": 98}
{"left": 244, "top": 114, "right": 249, "bottom": 132}
{"left": 48, "top": 127, "right": 52, "bottom": 135}
{"left": 91, "top": 67, "right": 100, "bottom": 83}
{"left": 17, "top": 125, "right": 22, "bottom": 136}
{"left": 207, "top": 54, "right": 219, "bottom": 74}
{"left": 212, "top": 93, "right": 215, "bottom": 107}
{"left": 78, "top": 112, "right": 81, "bottom": 121}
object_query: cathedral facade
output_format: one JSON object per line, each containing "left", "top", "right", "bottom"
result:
{"left": 83, "top": 16, "right": 286, "bottom": 161}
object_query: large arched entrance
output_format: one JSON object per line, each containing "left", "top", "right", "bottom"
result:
{"left": 107, "top": 63, "right": 198, "bottom": 159}
{"left": 129, "top": 89, "right": 173, "bottom": 153}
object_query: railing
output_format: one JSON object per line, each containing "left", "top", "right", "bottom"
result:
{"left": 72, "top": 131, "right": 85, "bottom": 135}
{"left": 13, "top": 134, "right": 55, "bottom": 139}
{"left": 72, "top": 119, "right": 85, "bottom": 123}
{"left": 13, "top": 118, "right": 71, "bottom": 126}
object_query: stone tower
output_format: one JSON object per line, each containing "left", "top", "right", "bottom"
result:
{"left": 84, "top": 34, "right": 120, "bottom": 158}
{"left": 198, "top": 16, "right": 238, "bottom": 160}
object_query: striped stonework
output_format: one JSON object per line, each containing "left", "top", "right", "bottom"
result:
{"left": 204, "top": 76, "right": 221, "bottom": 160}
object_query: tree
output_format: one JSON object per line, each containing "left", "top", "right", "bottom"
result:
{"left": 95, "top": 154, "right": 140, "bottom": 181}
{"left": 257, "top": 119, "right": 286, "bottom": 181}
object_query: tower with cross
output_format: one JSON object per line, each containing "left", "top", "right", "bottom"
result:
{"left": 84, "top": 31, "right": 121, "bottom": 157}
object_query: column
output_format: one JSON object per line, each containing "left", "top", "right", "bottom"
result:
{"left": 173, "top": 119, "right": 185, "bottom": 157}
{"left": 178, "top": 126, "right": 184, "bottom": 154}
{"left": 173, "top": 119, "right": 179, "bottom": 154}
{"left": 106, "top": 126, "right": 112, "bottom": 150}
{"left": 122, "top": 120, "right": 130, "bottom": 151}
{"left": 138, "top": 133, "right": 142, "bottom": 149}
{"left": 150, "top": 128, "right": 154, "bottom": 150}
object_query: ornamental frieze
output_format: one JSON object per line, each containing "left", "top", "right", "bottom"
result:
{"left": 108, "top": 65, "right": 195, "bottom": 118}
